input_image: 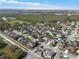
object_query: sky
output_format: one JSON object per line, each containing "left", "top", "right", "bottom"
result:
{"left": 0, "top": 0, "right": 79, "bottom": 10}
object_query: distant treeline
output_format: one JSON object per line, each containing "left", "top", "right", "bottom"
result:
{"left": 16, "top": 14, "right": 79, "bottom": 23}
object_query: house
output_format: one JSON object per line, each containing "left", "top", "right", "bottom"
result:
{"left": 47, "top": 39, "right": 58, "bottom": 46}
{"left": 27, "top": 41, "right": 39, "bottom": 49}
{"left": 54, "top": 52, "right": 68, "bottom": 59}
{"left": 43, "top": 50, "right": 56, "bottom": 59}
{"left": 18, "top": 37, "right": 25, "bottom": 43}
{"left": 36, "top": 46, "right": 45, "bottom": 52}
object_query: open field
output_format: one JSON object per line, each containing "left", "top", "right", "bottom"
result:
{"left": 0, "top": 45, "right": 22, "bottom": 59}
{"left": 0, "top": 36, "right": 24, "bottom": 59}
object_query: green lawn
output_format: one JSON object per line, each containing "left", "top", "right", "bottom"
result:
{"left": 0, "top": 45, "right": 23, "bottom": 59}
{"left": 0, "top": 37, "right": 23, "bottom": 59}
{"left": 8, "top": 20, "right": 31, "bottom": 25}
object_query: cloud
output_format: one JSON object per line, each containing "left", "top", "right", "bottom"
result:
{"left": 0, "top": 0, "right": 61, "bottom": 9}
{"left": 0, "top": 0, "right": 51, "bottom": 7}
{"left": 0, "top": 0, "right": 78, "bottom": 10}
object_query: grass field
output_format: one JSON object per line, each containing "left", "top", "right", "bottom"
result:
{"left": 0, "top": 45, "right": 22, "bottom": 59}
{"left": 0, "top": 37, "right": 23, "bottom": 59}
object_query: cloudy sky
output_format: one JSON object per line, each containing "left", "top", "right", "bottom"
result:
{"left": 0, "top": 0, "right": 79, "bottom": 10}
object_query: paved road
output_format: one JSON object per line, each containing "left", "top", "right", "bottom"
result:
{"left": 0, "top": 31, "right": 42, "bottom": 59}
